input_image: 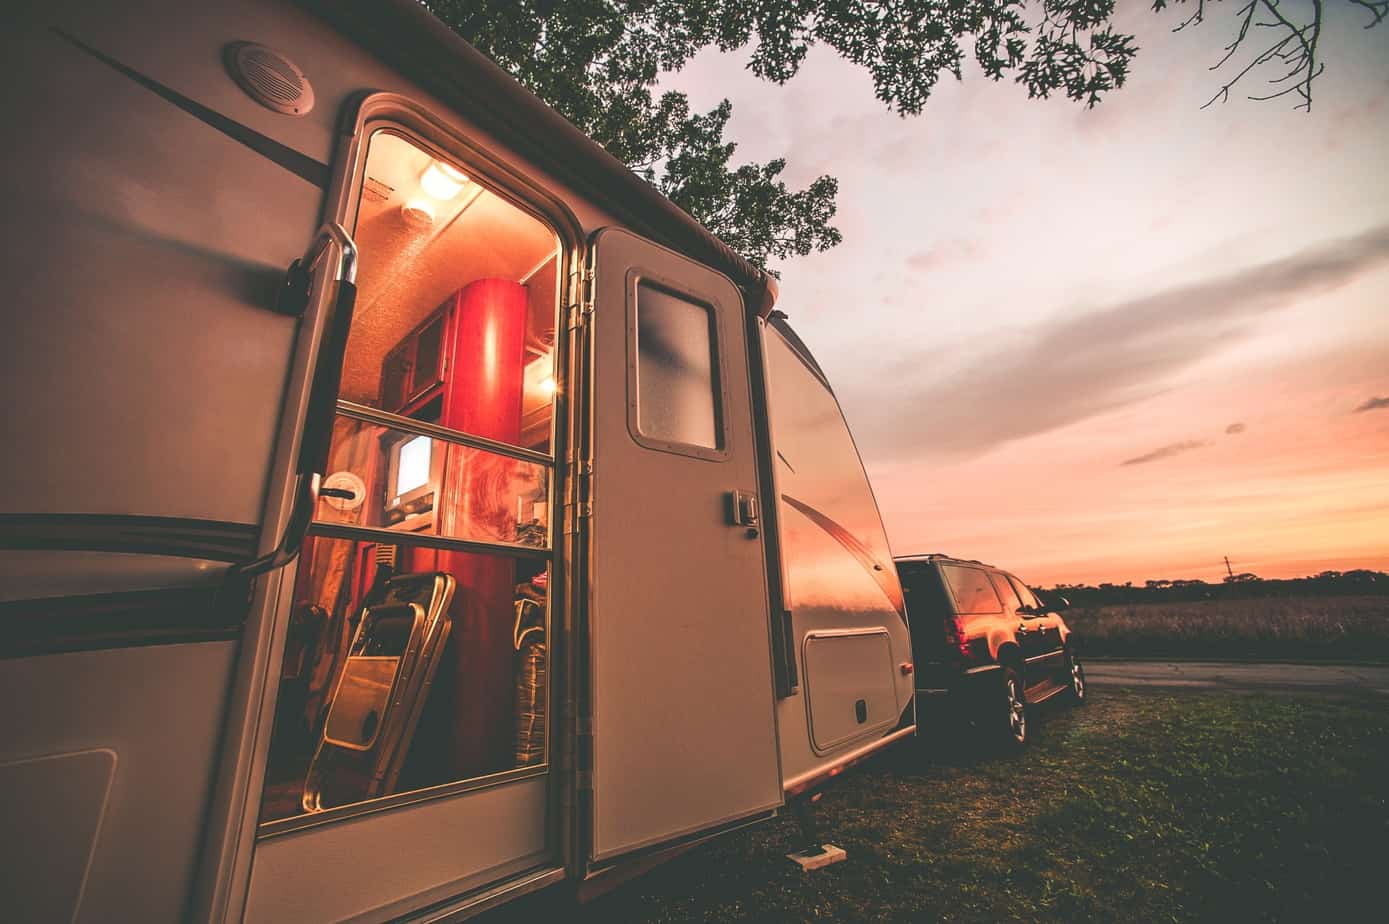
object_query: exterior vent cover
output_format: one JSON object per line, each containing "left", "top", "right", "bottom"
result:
{"left": 225, "top": 42, "right": 314, "bottom": 116}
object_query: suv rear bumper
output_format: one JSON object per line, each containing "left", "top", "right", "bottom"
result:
{"left": 914, "top": 662, "right": 1003, "bottom": 720}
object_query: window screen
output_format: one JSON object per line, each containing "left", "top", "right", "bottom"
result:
{"left": 941, "top": 564, "right": 1003, "bottom": 614}
{"left": 634, "top": 282, "right": 721, "bottom": 450}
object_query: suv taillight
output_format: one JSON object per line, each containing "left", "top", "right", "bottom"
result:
{"left": 943, "top": 614, "right": 971, "bottom": 663}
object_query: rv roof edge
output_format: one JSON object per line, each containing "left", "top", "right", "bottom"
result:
{"left": 297, "top": 0, "right": 779, "bottom": 316}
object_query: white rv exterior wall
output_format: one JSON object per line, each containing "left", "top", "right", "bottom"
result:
{"left": 0, "top": 641, "right": 235, "bottom": 921}
{"left": 762, "top": 327, "right": 914, "bottom": 788}
{"left": 245, "top": 777, "right": 549, "bottom": 922}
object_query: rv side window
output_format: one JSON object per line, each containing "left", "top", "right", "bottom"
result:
{"left": 631, "top": 281, "right": 723, "bottom": 452}
{"left": 258, "top": 128, "right": 560, "bottom": 829}
{"left": 941, "top": 565, "right": 1004, "bottom": 615}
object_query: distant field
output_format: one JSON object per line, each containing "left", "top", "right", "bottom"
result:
{"left": 1064, "top": 595, "right": 1389, "bottom": 661}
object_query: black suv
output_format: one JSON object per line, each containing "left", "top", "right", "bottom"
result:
{"left": 895, "top": 554, "right": 1085, "bottom": 747}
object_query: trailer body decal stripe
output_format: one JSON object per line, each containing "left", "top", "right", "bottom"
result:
{"left": 780, "top": 494, "right": 906, "bottom": 620}
{"left": 0, "top": 513, "right": 259, "bottom": 562}
{"left": 53, "top": 28, "right": 331, "bottom": 188}
{"left": 0, "top": 586, "right": 241, "bottom": 658}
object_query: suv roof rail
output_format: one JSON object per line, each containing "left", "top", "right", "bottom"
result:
{"left": 893, "top": 552, "right": 996, "bottom": 568}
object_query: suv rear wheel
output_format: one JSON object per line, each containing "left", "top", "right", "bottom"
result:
{"left": 999, "top": 667, "right": 1027, "bottom": 748}
{"left": 1066, "top": 651, "right": 1087, "bottom": 704}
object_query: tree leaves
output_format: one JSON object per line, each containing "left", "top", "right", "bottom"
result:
{"left": 424, "top": 1, "right": 1134, "bottom": 268}
{"left": 425, "top": 1, "right": 1382, "bottom": 267}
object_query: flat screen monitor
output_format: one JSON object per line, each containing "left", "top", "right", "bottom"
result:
{"left": 384, "top": 434, "right": 435, "bottom": 528}
{"left": 393, "top": 435, "right": 431, "bottom": 498}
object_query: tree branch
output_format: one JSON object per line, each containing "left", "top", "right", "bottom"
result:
{"left": 1347, "top": 0, "right": 1389, "bottom": 26}
{"left": 1171, "top": 0, "right": 1363, "bottom": 111}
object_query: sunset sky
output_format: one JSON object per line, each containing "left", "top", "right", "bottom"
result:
{"left": 663, "top": 3, "right": 1389, "bottom": 585}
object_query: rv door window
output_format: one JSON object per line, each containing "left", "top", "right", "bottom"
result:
{"left": 337, "top": 131, "right": 560, "bottom": 455}
{"left": 314, "top": 413, "right": 549, "bottom": 548}
{"left": 258, "top": 127, "right": 561, "bottom": 830}
{"left": 631, "top": 281, "right": 723, "bottom": 452}
{"left": 259, "top": 536, "right": 551, "bottom": 824}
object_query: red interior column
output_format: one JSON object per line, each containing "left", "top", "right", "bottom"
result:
{"left": 438, "top": 278, "right": 528, "bottom": 776}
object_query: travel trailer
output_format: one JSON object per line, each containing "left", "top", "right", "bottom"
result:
{"left": 0, "top": 2, "right": 915, "bottom": 920}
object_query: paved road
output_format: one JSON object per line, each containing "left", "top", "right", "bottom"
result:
{"left": 1084, "top": 660, "right": 1389, "bottom": 696}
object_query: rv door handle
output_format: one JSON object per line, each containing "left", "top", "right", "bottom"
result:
{"left": 730, "top": 490, "right": 758, "bottom": 525}
{"left": 729, "top": 490, "right": 759, "bottom": 534}
{"left": 296, "top": 223, "right": 359, "bottom": 481}
{"left": 232, "top": 222, "right": 358, "bottom": 580}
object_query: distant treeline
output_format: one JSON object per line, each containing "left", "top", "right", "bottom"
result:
{"left": 1041, "top": 569, "right": 1389, "bottom": 607}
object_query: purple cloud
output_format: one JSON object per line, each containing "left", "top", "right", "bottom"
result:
{"left": 843, "top": 223, "right": 1389, "bottom": 458}
{"left": 1121, "top": 440, "right": 1213, "bottom": 467}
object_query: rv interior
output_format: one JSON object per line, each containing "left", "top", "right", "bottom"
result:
{"left": 258, "top": 130, "right": 560, "bottom": 826}
{"left": 338, "top": 131, "right": 559, "bottom": 450}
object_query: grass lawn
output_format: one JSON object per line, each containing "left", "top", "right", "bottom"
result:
{"left": 1064, "top": 595, "right": 1389, "bottom": 661}
{"left": 522, "top": 691, "right": 1388, "bottom": 922}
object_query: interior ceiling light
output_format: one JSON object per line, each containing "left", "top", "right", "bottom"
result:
{"left": 538, "top": 376, "right": 557, "bottom": 397}
{"left": 400, "top": 197, "right": 436, "bottom": 229}
{"left": 420, "top": 161, "right": 467, "bottom": 200}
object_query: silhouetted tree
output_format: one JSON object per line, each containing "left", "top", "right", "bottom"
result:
{"left": 428, "top": 1, "right": 1386, "bottom": 267}
{"left": 1044, "top": 570, "right": 1387, "bottom": 606}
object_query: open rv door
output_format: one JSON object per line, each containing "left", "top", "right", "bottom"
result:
{"left": 586, "top": 228, "right": 782, "bottom": 865}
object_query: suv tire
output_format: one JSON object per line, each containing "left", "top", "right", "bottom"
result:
{"left": 1066, "top": 650, "right": 1087, "bottom": 705}
{"left": 998, "top": 667, "right": 1027, "bottom": 749}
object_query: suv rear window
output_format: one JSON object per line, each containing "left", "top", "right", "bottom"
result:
{"left": 899, "top": 563, "right": 953, "bottom": 657}
{"left": 940, "top": 564, "right": 1003, "bottom": 614}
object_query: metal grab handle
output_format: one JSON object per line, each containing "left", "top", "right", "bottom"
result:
{"left": 232, "top": 223, "right": 358, "bottom": 579}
